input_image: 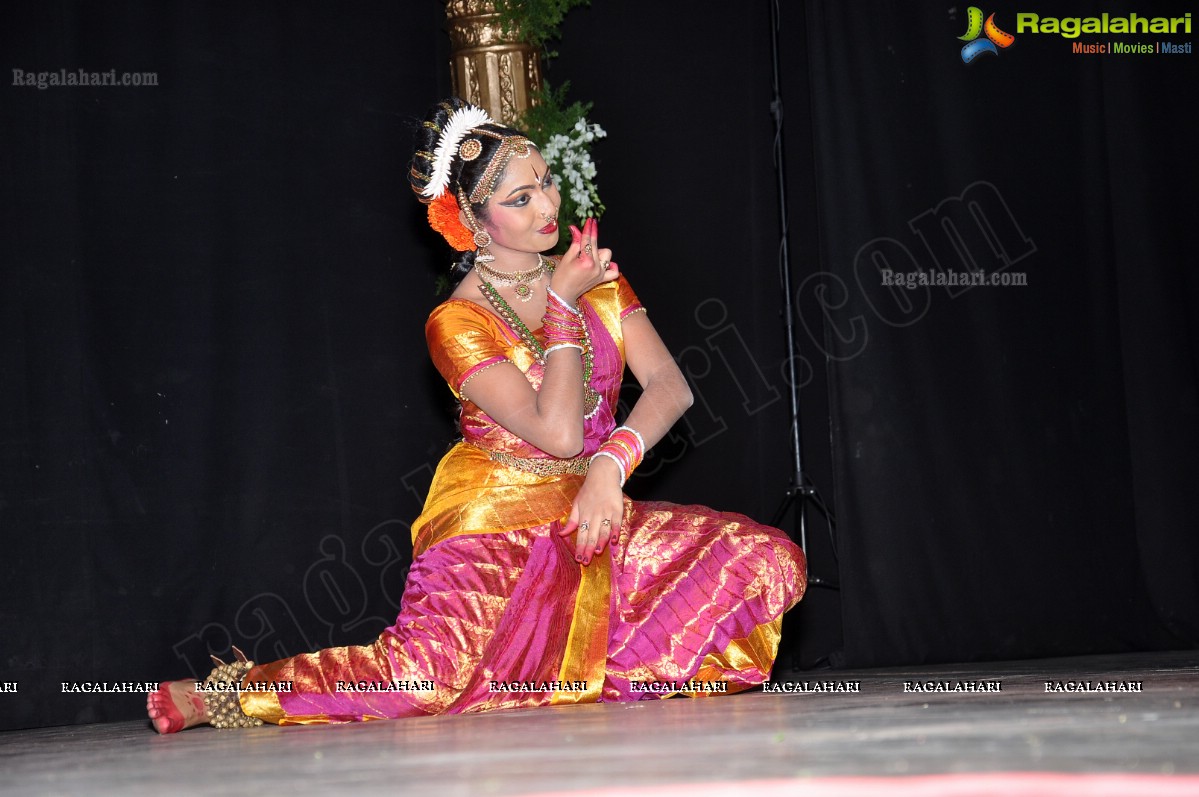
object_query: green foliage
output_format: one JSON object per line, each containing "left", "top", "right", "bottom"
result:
{"left": 493, "top": 0, "right": 592, "bottom": 58}
{"left": 520, "top": 81, "right": 606, "bottom": 248}
{"left": 519, "top": 81, "right": 591, "bottom": 155}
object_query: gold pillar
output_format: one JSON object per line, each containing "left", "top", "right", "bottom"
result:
{"left": 445, "top": 0, "right": 542, "bottom": 126}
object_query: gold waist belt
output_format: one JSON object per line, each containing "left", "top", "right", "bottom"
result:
{"left": 472, "top": 444, "right": 590, "bottom": 476}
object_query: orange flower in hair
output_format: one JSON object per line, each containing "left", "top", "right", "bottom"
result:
{"left": 427, "top": 191, "right": 475, "bottom": 252}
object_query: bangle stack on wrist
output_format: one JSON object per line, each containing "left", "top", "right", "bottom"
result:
{"left": 542, "top": 288, "right": 585, "bottom": 354}
{"left": 591, "top": 425, "right": 646, "bottom": 487}
{"left": 540, "top": 288, "right": 602, "bottom": 417}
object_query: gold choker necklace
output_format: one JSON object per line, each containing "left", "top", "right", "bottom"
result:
{"left": 474, "top": 255, "right": 549, "bottom": 302}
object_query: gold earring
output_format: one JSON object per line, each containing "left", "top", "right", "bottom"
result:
{"left": 458, "top": 190, "right": 495, "bottom": 264}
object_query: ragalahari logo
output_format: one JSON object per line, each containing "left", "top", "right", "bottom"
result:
{"left": 958, "top": 7, "right": 1016, "bottom": 62}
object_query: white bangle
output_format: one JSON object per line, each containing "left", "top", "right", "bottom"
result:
{"left": 613, "top": 425, "right": 646, "bottom": 453}
{"left": 546, "top": 287, "right": 581, "bottom": 315}
{"left": 545, "top": 342, "right": 584, "bottom": 357}
{"left": 589, "top": 450, "right": 627, "bottom": 487}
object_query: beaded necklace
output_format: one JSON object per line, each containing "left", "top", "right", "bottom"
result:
{"left": 477, "top": 255, "right": 602, "bottom": 418}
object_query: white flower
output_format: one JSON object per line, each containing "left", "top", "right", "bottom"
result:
{"left": 540, "top": 114, "right": 606, "bottom": 219}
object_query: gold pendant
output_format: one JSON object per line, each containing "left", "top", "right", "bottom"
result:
{"left": 515, "top": 283, "right": 533, "bottom": 302}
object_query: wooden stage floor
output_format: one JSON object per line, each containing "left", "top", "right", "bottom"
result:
{"left": 2, "top": 651, "right": 1197, "bottom": 796}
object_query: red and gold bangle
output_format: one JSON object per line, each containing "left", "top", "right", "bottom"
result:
{"left": 543, "top": 287, "right": 585, "bottom": 346}
{"left": 614, "top": 425, "right": 646, "bottom": 455}
{"left": 591, "top": 425, "right": 646, "bottom": 486}
{"left": 608, "top": 427, "right": 645, "bottom": 464}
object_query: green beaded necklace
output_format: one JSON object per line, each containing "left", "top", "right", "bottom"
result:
{"left": 477, "top": 255, "right": 602, "bottom": 417}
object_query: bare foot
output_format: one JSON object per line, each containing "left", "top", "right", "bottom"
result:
{"left": 147, "top": 679, "right": 209, "bottom": 734}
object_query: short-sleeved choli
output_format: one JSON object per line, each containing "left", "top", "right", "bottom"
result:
{"left": 424, "top": 274, "right": 645, "bottom": 401}
{"left": 613, "top": 274, "right": 645, "bottom": 321}
{"left": 425, "top": 300, "right": 510, "bottom": 400}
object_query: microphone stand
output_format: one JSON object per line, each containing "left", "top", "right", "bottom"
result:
{"left": 767, "top": 0, "right": 838, "bottom": 590}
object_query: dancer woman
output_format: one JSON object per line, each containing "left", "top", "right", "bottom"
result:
{"left": 147, "top": 99, "right": 806, "bottom": 732}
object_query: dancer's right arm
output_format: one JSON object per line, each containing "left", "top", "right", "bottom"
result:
{"left": 460, "top": 342, "right": 587, "bottom": 458}
{"left": 428, "top": 223, "right": 616, "bottom": 458}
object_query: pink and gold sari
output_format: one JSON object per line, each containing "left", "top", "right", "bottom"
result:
{"left": 240, "top": 276, "right": 806, "bottom": 724}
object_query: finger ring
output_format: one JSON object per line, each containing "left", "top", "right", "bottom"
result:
{"left": 583, "top": 243, "right": 593, "bottom": 254}
{"left": 580, "top": 521, "right": 590, "bottom": 532}
{"left": 601, "top": 519, "right": 611, "bottom": 526}
{"left": 601, "top": 260, "right": 610, "bottom": 268}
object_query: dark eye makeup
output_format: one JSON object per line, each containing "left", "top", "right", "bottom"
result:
{"left": 501, "top": 174, "right": 556, "bottom": 207}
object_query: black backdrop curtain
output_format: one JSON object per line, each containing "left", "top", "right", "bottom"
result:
{"left": 2, "top": 1, "right": 457, "bottom": 730}
{"left": 802, "top": 1, "right": 1198, "bottom": 665}
{"left": 1, "top": 1, "right": 807, "bottom": 731}
{"left": 2, "top": 0, "right": 1195, "bottom": 732}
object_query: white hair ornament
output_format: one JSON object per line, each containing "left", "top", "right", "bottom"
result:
{"left": 421, "top": 105, "right": 495, "bottom": 199}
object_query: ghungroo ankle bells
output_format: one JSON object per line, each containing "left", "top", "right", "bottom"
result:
{"left": 202, "top": 646, "right": 264, "bottom": 729}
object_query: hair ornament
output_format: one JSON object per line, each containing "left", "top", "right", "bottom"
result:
{"left": 427, "top": 191, "right": 476, "bottom": 252}
{"left": 459, "top": 138, "right": 483, "bottom": 161}
{"left": 421, "top": 105, "right": 495, "bottom": 199}
{"left": 468, "top": 135, "right": 534, "bottom": 205}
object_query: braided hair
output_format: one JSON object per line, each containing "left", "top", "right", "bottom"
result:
{"left": 409, "top": 98, "right": 530, "bottom": 287}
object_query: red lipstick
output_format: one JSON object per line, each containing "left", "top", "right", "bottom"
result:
{"left": 538, "top": 221, "right": 558, "bottom": 234}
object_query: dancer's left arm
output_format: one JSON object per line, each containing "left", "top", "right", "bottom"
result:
{"left": 562, "top": 311, "right": 694, "bottom": 562}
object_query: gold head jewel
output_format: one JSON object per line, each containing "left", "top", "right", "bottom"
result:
{"left": 463, "top": 129, "right": 534, "bottom": 206}
{"left": 420, "top": 105, "right": 535, "bottom": 205}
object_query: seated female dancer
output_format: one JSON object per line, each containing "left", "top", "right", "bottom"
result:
{"left": 147, "top": 98, "right": 806, "bottom": 732}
